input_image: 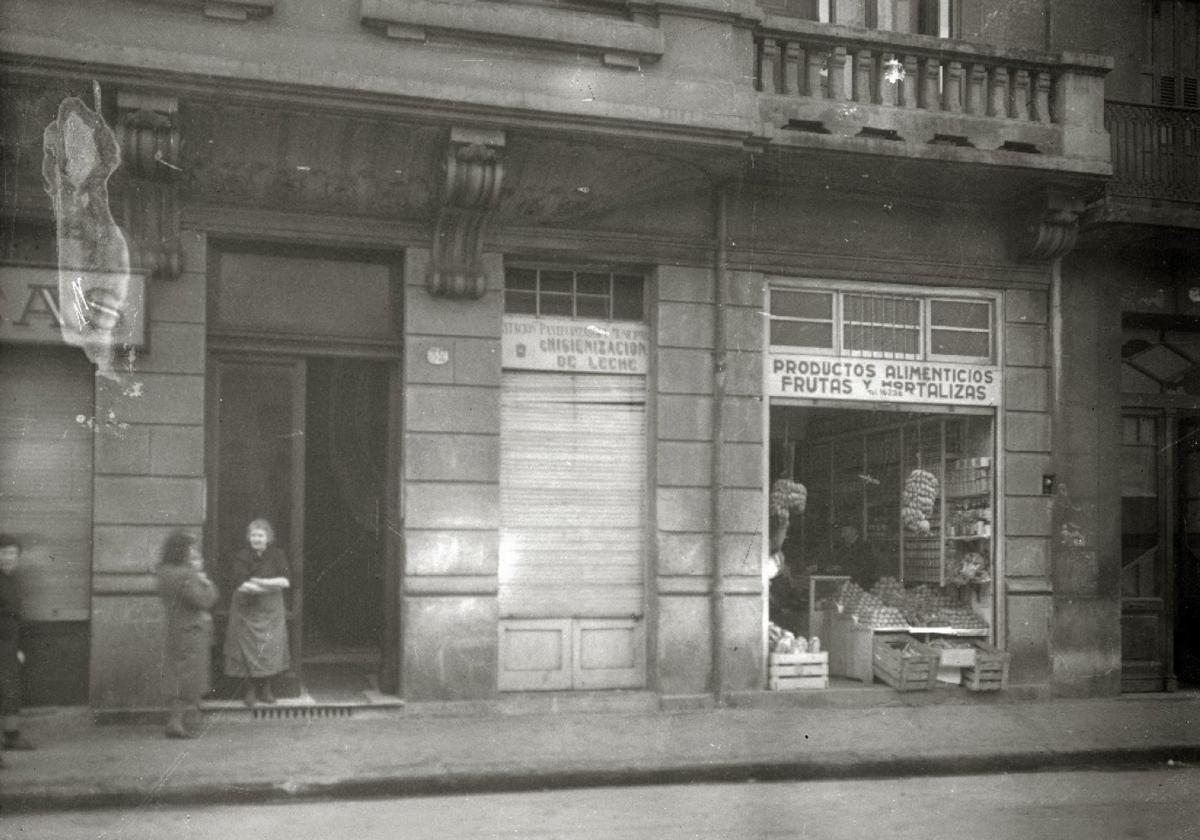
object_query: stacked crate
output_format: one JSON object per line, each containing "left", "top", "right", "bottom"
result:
{"left": 768, "top": 651, "right": 829, "bottom": 690}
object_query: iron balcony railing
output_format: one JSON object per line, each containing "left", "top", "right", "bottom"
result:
{"left": 1106, "top": 101, "right": 1200, "bottom": 203}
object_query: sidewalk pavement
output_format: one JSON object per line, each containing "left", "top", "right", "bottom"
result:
{"left": 3, "top": 692, "right": 1198, "bottom": 813}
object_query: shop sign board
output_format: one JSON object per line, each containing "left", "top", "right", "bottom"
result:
{"left": 502, "top": 315, "right": 648, "bottom": 374}
{"left": 768, "top": 352, "right": 1001, "bottom": 406}
{"left": 0, "top": 266, "right": 145, "bottom": 348}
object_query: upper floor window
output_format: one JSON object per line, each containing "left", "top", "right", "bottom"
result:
{"left": 1148, "top": 0, "right": 1200, "bottom": 108}
{"left": 504, "top": 267, "right": 644, "bottom": 321}
{"left": 760, "top": 0, "right": 958, "bottom": 38}
{"left": 769, "top": 287, "right": 994, "bottom": 362}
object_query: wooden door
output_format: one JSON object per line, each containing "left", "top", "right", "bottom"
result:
{"left": 1120, "top": 412, "right": 1174, "bottom": 691}
{"left": 209, "top": 356, "right": 307, "bottom": 689}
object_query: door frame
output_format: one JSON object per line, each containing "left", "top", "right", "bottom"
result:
{"left": 206, "top": 348, "right": 404, "bottom": 693}
{"left": 1119, "top": 403, "right": 1200, "bottom": 692}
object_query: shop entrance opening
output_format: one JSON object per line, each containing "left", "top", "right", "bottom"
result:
{"left": 209, "top": 355, "right": 396, "bottom": 702}
{"left": 768, "top": 403, "right": 997, "bottom": 692}
{"left": 1120, "top": 410, "right": 1200, "bottom": 692}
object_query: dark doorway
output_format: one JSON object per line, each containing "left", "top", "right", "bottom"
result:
{"left": 1175, "top": 418, "right": 1200, "bottom": 688}
{"left": 302, "top": 359, "right": 390, "bottom": 697}
{"left": 208, "top": 354, "right": 396, "bottom": 702}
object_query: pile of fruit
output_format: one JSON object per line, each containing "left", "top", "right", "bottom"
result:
{"left": 901, "top": 469, "right": 939, "bottom": 534}
{"left": 937, "top": 606, "right": 989, "bottom": 631}
{"left": 769, "top": 480, "right": 808, "bottom": 517}
{"left": 839, "top": 581, "right": 907, "bottom": 629}
{"left": 839, "top": 580, "right": 988, "bottom": 631}
{"left": 768, "top": 621, "right": 820, "bottom": 654}
{"left": 899, "top": 584, "right": 952, "bottom": 625}
{"left": 872, "top": 576, "right": 907, "bottom": 607}
{"left": 768, "top": 479, "right": 808, "bottom": 553}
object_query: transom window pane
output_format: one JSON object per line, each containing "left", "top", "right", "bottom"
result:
{"left": 844, "top": 294, "right": 920, "bottom": 326}
{"left": 504, "top": 268, "right": 645, "bottom": 321}
{"left": 771, "top": 290, "right": 832, "bottom": 320}
{"left": 771, "top": 320, "right": 833, "bottom": 348}
{"left": 843, "top": 324, "right": 920, "bottom": 356}
{"left": 612, "top": 275, "right": 644, "bottom": 321}
{"left": 932, "top": 300, "right": 990, "bottom": 330}
{"left": 930, "top": 329, "right": 989, "bottom": 358}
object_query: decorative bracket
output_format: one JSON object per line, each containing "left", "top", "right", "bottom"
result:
{"left": 115, "top": 92, "right": 183, "bottom": 280}
{"left": 1018, "top": 188, "right": 1086, "bottom": 261}
{"left": 427, "top": 127, "right": 506, "bottom": 300}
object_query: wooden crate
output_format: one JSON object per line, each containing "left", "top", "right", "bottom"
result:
{"left": 872, "top": 635, "right": 941, "bottom": 691}
{"left": 961, "top": 641, "right": 1011, "bottom": 691}
{"left": 768, "top": 651, "right": 828, "bottom": 691}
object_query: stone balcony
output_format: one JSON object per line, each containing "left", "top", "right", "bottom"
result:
{"left": 754, "top": 17, "right": 1113, "bottom": 175}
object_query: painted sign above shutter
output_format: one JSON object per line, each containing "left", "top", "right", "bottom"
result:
{"left": 0, "top": 266, "right": 145, "bottom": 348}
{"left": 502, "top": 315, "right": 648, "bottom": 374}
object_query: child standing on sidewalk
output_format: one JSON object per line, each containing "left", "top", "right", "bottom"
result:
{"left": 0, "top": 534, "right": 33, "bottom": 757}
{"left": 156, "top": 531, "right": 218, "bottom": 739}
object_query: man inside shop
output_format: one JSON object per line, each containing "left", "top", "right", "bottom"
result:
{"left": 817, "top": 523, "right": 879, "bottom": 589}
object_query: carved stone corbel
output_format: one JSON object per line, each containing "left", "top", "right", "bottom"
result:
{"left": 115, "top": 92, "right": 182, "bottom": 280}
{"left": 1018, "top": 188, "right": 1085, "bottom": 261}
{"left": 427, "top": 127, "right": 505, "bottom": 299}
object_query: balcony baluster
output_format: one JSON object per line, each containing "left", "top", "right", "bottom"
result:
{"left": 1033, "top": 71, "right": 1052, "bottom": 123}
{"left": 987, "top": 66, "right": 1009, "bottom": 118}
{"left": 966, "top": 64, "right": 987, "bottom": 116}
{"left": 1010, "top": 69, "right": 1031, "bottom": 121}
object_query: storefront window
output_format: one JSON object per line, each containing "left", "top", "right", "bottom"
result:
{"left": 766, "top": 280, "right": 1002, "bottom": 695}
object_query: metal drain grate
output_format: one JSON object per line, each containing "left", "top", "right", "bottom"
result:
{"left": 251, "top": 705, "right": 356, "bottom": 720}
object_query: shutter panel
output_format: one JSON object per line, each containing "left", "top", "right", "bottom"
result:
{"left": 499, "top": 372, "right": 646, "bottom": 619}
{"left": 0, "top": 347, "right": 93, "bottom": 621}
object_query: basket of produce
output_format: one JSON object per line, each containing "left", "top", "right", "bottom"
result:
{"left": 873, "top": 635, "right": 941, "bottom": 691}
{"left": 960, "top": 641, "right": 1011, "bottom": 691}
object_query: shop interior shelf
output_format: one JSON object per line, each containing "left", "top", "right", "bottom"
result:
{"left": 945, "top": 534, "right": 991, "bottom": 541}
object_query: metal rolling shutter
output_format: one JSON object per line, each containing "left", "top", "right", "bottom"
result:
{"left": 0, "top": 346, "right": 93, "bottom": 621}
{"left": 499, "top": 371, "right": 646, "bottom": 690}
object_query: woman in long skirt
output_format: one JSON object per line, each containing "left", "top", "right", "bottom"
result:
{"left": 223, "top": 519, "right": 291, "bottom": 707}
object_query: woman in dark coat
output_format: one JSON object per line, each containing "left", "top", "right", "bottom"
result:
{"left": 156, "top": 531, "right": 218, "bottom": 739}
{"left": 223, "top": 519, "right": 291, "bottom": 706}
